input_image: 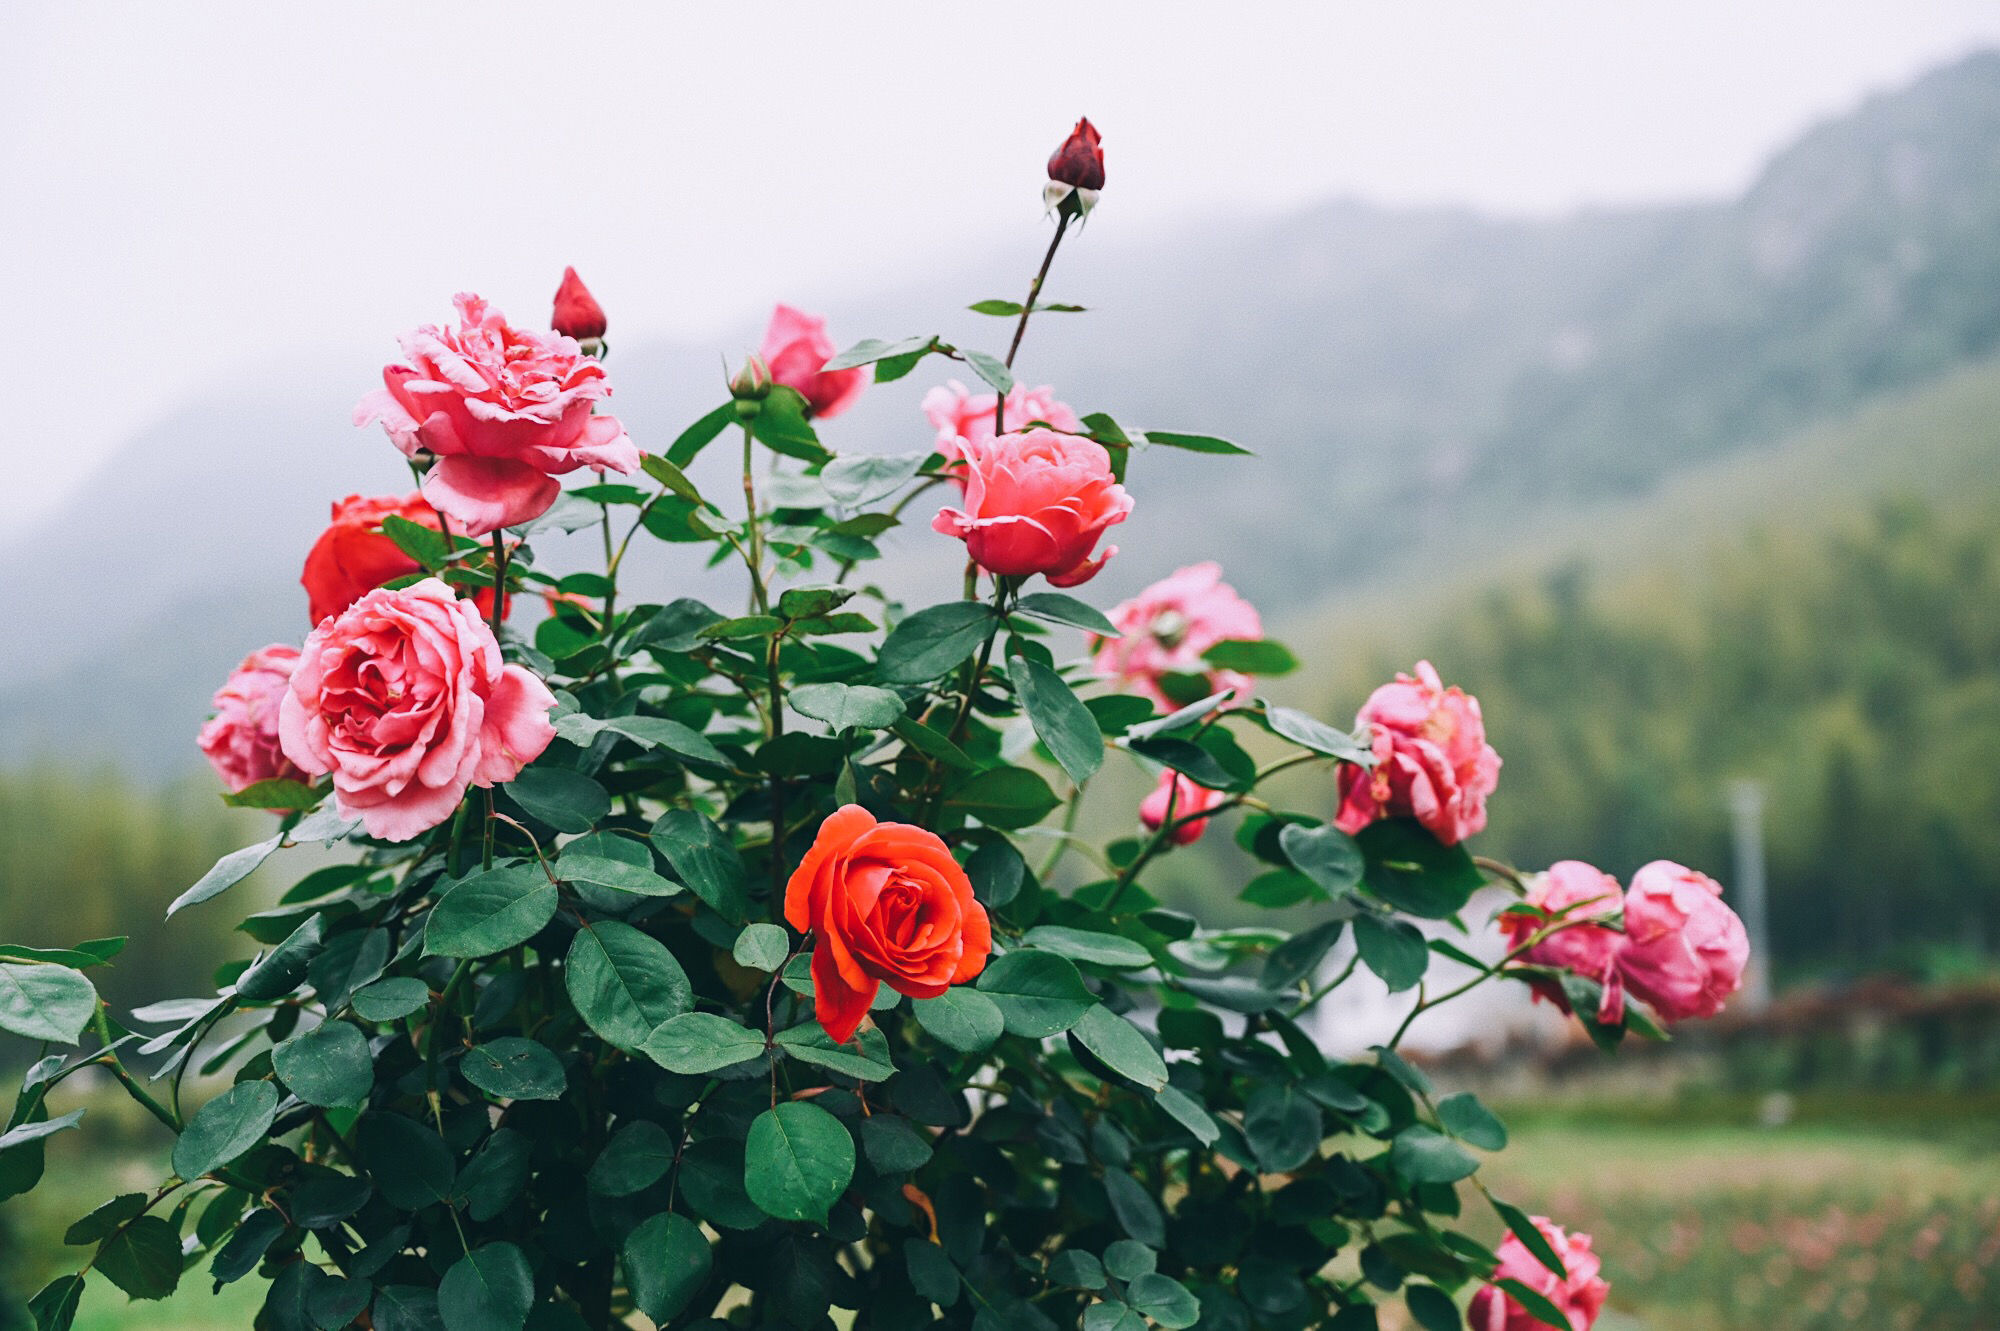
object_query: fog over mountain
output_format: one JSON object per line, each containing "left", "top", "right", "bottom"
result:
{"left": 7, "top": 51, "right": 1999, "bottom": 776}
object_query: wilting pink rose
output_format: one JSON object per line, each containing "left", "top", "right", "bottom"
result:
{"left": 1618, "top": 860, "right": 1748, "bottom": 1022}
{"left": 1093, "top": 562, "right": 1262, "bottom": 710}
{"left": 1139, "top": 771, "right": 1226, "bottom": 845}
{"left": 355, "top": 293, "right": 638, "bottom": 537}
{"left": 932, "top": 428, "right": 1133, "bottom": 587}
{"left": 1469, "top": 1217, "right": 1609, "bottom": 1331}
{"left": 760, "top": 304, "right": 866, "bottom": 420}
{"left": 1334, "top": 661, "right": 1500, "bottom": 846}
{"left": 279, "top": 578, "right": 556, "bottom": 843}
{"left": 1503, "top": 860, "right": 1627, "bottom": 1024}
{"left": 921, "top": 379, "right": 1081, "bottom": 466}
{"left": 551, "top": 266, "right": 607, "bottom": 341}
{"left": 199, "top": 645, "right": 308, "bottom": 795}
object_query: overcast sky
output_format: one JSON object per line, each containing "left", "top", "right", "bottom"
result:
{"left": 6, "top": 2, "right": 2000, "bottom": 534}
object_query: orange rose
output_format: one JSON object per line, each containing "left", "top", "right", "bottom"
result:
{"left": 784, "top": 805, "right": 992, "bottom": 1043}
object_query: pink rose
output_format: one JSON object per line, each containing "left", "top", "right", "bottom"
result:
{"left": 1334, "top": 661, "right": 1499, "bottom": 846}
{"left": 1139, "top": 771, "right": 1226, "bottom": 845}
{"left": 1092, "top": 562, "right": 1262, "bottom": 710}
{"left": 199, "top": 645, "right": 309, "bottom": 795}
{"left": 1618, "top": 860, "right": 1748, "bottom": 1022}
{"left": 355, "top": 293, "right": 638, "bottom": 537}
{"left": 921, "top": 379, "right": 1081, "bottom": 466}
{"left": 1502, "top": 860, "right": 1626, "bottom": 1024}
{"left": 760, "top": 304, "right": 866, "bottom": 420}
{"left": 279, "top": 578, "right": 556, "bottom": 843}
{"left": 931, "top": 428, "right": 1133, "bottom": 587}
{"left": 1469, "top": 1217, "right": 1609, "bottom": 1331}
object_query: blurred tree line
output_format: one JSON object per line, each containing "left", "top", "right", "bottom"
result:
{"left": 1321, "top": 497, "right": 1999, "bottom": 982}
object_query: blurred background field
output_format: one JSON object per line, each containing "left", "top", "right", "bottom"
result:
{"left": 7, "top": 7, "right": 2000, "bottom": 1328}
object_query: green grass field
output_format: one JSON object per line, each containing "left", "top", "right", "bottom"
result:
{"left": 5, "top": 1095, "right": 1995, "bottom": 1330}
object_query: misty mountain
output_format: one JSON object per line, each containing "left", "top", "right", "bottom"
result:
{"left": 5, "top": 50, "right": 1999, "bottom": 776}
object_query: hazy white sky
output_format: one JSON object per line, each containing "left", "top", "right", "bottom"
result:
{"left": 6, "top": 2, "right": 2000, "bottom": 533}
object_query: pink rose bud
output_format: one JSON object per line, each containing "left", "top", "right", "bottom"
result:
{"left": 279, "top": 578, "right": 557, "bottom": 843}
{"left": 356, "top": 293, "right": 638, "bottom": 537}
{"left": 1469, "top": 1217, "right": 1610, "bottom": 1331}
{"left": 1093, "top": 562, "right": 1263, "bottom": 711}
{"left": 1502, "top": 860, "right": 1627, "bottom": 1024}
{"left": 730, "top": 353, "right": 773, "bottom": 403}
{"left": 551, "top": 266, "right": 607, "bottom": 342}
{"left": 921, "top": 379, "right": 1081, "bottom": 469}
{"left": 1334, "top": 661, "right": 1500, "bottom": 847}
{"left": 1047, "top": 117, "right": 1105, "bottom": 190}
{"left": 1618, "top": 860, "right": 1748, "bottom": 1022}
{"left": 759, "top": 304, "right": 866, "bottom": 420}
{"left": 199, "top": 645, "right": 309, "bottom": 796}
{"left": 931, "top": 428, "right": 1133, "bottom": 587}
{"left": 1139, "top": 771, "right": 1226, "bottom": 845}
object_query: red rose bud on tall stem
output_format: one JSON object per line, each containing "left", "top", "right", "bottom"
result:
{"left": 1048, "top": 117, "right": 1105, "bottom": 190}
{"left": 551, "top": 266, "right": 607, "bottom": 342}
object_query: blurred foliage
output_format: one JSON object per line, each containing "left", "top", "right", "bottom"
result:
{"left": 0, "top": 768, "right": 271, "bottom": 1015}
{"left": 1313, "top": 496, "right": 2000, "bottom": 982}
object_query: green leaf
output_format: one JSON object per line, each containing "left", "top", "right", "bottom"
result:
{"left": 0, "top": 938, "right": 126, "bottom": 970}
{"left": 1437, "top": 1092, "right": 1507, "bottom": 1151}
{"left": 221, "top": 779, "right": 324, "bottom": 810}
{"left": 946, "top": 765, "right": 1060, "bottom": 829}
{"left": 1494, "top": 1279, "right": 1572, "bottom": 1331}
{"left": 822, "top": 334, "right": 939, "bottom": 372}
{"left": 751, "top": 386, "right": 827, "bottom": 462}
{"left": 588, "top": 1121, "right": 676, "bottom": 1197}
{"left": 1103, "top": 1170, "right": 1166, "bottom": 1246}
{"left": 858, "top": 1116, "right": 934, "bottom": 1173}
{"left": 1008, "top": 655, "right": 1104, "bottom": 784}
{"left": 95, "top": 1215, "right": 182, "bottom": 1300}
{"left": 732, "top": 923, "right": 792, "bottom": 973}
{"left": 744, "top": 1101, "right": 854, "bottom": 1223}
{"left": 961, "top": 348, "right": 1014, "bottom": 395}
{"left": 1155, "top": 1086, "right": 1220, "bottom": 1145}
{"left": 458, "top": 1129, "right": 530, "bottom": 1223}
{"left": 439, "top": 1243, "right": 533, "bottom": 1331}
{"left": 912, "top": 987, "right": 1005, "bottom": 1053}
{"left": 821, "top": 452, "right": 926, "bottom": 508}
{"left": 556, "top": 713, "right": 728, "bottom": 767}
{"left": 172, "top": 1080, "right": 277, "bottom": 1180}
{"left": 27, "top": 1274, "right": 84, "bottom": 1331}
{"left": 1022, "top": 926, "right": 1151, "bottom": 969}
{"left": 236, "top": 914, "right": 326, "bottom": 1001}
{"left": 461, "top": 1037, "right": 567, "bottom": 1101}
{"left": 877, "top": 601, "right": 997, "bottom": 684}
{"left": 1127, "top": 1273, "right": 1202, "bottom": 1329}
{"left": 356, "top": 1114, "right": 456, "bottom": 1212}
{"left": 891, "top": 715, "right": 977, "bottom": 770}
{"left": 1391, "top": 1126, "right": 1479, "bottom": 1185}
{"left": 1354, "top": 915, "right": 1430, "bottom": 993}
{"left": 209, "top": 1208, "right": 284, "bottom": 1286}
{"left": 774, "top": 1023, "right": 897, "bottom": 1081}
{"left": 649, "top": 809, "right": 749, "bottom": 922}
{"left": 641, "top": 1013, "right": 766, "bottom": 1075}
{"left": 790, "top": 682, "right": 905, "bottom": 731}
{"left": 427, "top": 865, "right": 557, "bottom": 959}
{"left": 1084, "top": 1303, "right": 1146, "bottom": 1331}
{"left": 372, "top": 1286, "right": 444, "bottom": 1331}
{"left": 307, "top": 927, "right": 390, "bottom": 1011}
{"left": 556, "top": 853, "right": 680, "bottom": 898}
{"left": 966, "top": 299, "right": 1022, "bottom": 316}
{"left": 975, "top": 951, "right": 1093, "bottom": 1037}
{"left": 1262, "top": 706, "right": 1374, "bottom": 763}
{"left": 272, "top": 1020, "right": 373, "bottom": 1108}
{"left": 623, "top": 1211, "right": 713, "bottom": 1324}
{"left": 504, "top": 767, "right": 610, "bottom": 834}
{"left": 906, "top": 1238, "right": 960, "bottom": 1306}
{"left": 1012, "top": 592, "right": 1118, "bottom": 637}
{"left": 62, "top": 1193, "right": 149, "bottom": 1245}
{"left": 1050, "top": 1250, "right": 1107, "bottom": 1290}
{"left": 352, "top": 977, "right": 430, "bottom": 1023}
{"left": 640, "top": 452, "right": 705, "bottom": 505}
{"left": 1243, "top": 1084, "right": 1322, "bottom": 1173}
{"left": 1489, "top": 1197, "right": 1567, "bottom": 1279}
{"left": 167, "top": 833, "right": 280, "bottom": 916}
{"left": 1201, "top": 639, "right": 1298, "bottom": 675}
{"left": 1405, "top": 1284, "right": 1462, "bottom": 1331}
{"left": 1262, "top": 919, "right": 1349, "bottom": 990}
{"left": 666, "top": 403, "right": 735, "bottom": 468}
{"left": 379, "top": 513, "right": 453, "bottom": 568}
{"left": 1142, "top": 430, "right": 1250, "bottom": 455}
{"left": 0, "top": 964, "right": 96, "bottom": 1045}
{"left": 631, "top": 597, "right": 725, "bottom": 652}
{"left": 0, "top": 1108, "right": 84, "bottom": 1155}
{"left": 698, "top": 614, "right": 784, "bottom": 640}
{"left": 1069, "top": 1006, "right": 1167, "bottom": 1091}
{"left": 1358, "top": 819, "right": 1484, "bottom": 919}
{"left": 1278, "top": 823, "right": 1365, "bottom": 896}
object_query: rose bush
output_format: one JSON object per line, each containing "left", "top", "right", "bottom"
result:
{"left": 1, "top": 122, "right": 1748, "bottom": 1331}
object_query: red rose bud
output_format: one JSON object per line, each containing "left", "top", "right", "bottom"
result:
{"left": 551, "top": 266, "right": 607, "bottom": 341}
{"left": 1047, "top": 117, "right": 1105, "bottom": 190}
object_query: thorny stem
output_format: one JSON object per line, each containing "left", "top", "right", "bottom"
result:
{"left": 1002, "top": 208, "right": 1074, "bottom": 381}
{"left": 91, "top": 1006, "right": 179, "bottom": 1132}
{"left": 740, "top": 424, "right": 769, "bottom": 616}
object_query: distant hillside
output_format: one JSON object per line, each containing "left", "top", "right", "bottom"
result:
{"left": 4, "top": 50, "right": 1999, "bottom": 776}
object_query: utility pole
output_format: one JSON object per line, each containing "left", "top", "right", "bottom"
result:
{"left": 1729, "top": 780, "right": 1773, "bottom": 1012}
